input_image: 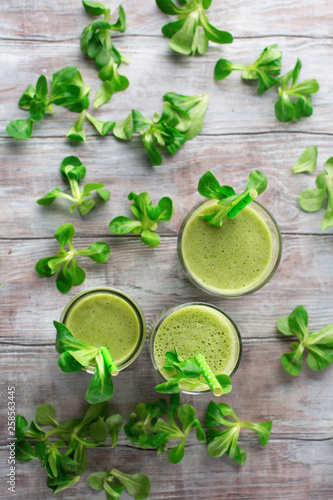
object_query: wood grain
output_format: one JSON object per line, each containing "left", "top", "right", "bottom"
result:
{"left": 1, "top": 37, "right": 332, "bottom": 136}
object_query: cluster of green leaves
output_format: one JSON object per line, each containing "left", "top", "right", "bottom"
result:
{"left": 215, "top": 44, "right": 282, "bottom": 94}
{"left": 124, "top": 394, "right": 205, "bottom": 464}
{"left": 6, "top": 66, "right": 90, "bottom": 139}
{"left": 277, "top": 305, "right": 333, "bottom": 376}
{"left": 298, "top": 157, "right": 333, "bottom": 230}
{"left": 291, "top": 146, "right": 318, "bottom": 174}
{"left": 155, "top": 346, "right": 232, "bottom": 395}
{"left": 66, "top": 109, "right": 116, "bottom": 142}
{"left": 35, "top": 223, "right": 110, "bottom": 293}
{"left": 37, "top": 156, "right": 110, "bottom": 215}
{"left": 198, "top": 169, "right": 267, "bottom": 226}
{"left": 214, "top": 46, "right": 319, "bottom": 122}
{"left": 206, "top": 401, "right": 272, "bottom": 465}
{"left": 81, "top": 0, "right": 129, "bottom": 109}
{"left": 89, "top": 469, "right": 151, "bottom": 500}
{"left": 156, "top": 0, "right": 233, "bottom": 56}
{"left": 113, "top": 92, "right": 210, "bottom": 165}
{"left": 15, "top": 402, "right": 122, "bottom": 495}
{"left": 109, "top": 191, "right": 174, "bottom": 247}
{"left": 55, "top": 321, "right": 117, "bottom": 404}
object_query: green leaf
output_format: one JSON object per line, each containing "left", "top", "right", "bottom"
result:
{"left": 110, "top": 6, "right": 126, "bottom": 32}
{"left": 88, "top": 471, "right": 109, "bottom": 490}
{"left": 247, "top": 169, "right": 267, "bottom": 194}
{"left": 277, "top": 316, "right": 294, "bottom": 336}
{"left": 29, "top": 100, "right": 46, "bottom": 122}
{"left": 18, "top": 84, "right": 36, "bottom": 110}
{"left": 67, "top": 257, "right": 86, "bottom": 286}
{"left": 281, "top": 346, "right": 304, "bottom": 376}
{"left": 61, "top": 156, "right": 86, "bottom": 181}
{"left": 106, "top": 414, "right": 123, "bottom": 447}
{"left": 156, "top": 0, "right": 182, "bottom": 15}
{"left": 207, "top": 428, "right": 236, "bottom": 458}
{"left": 16, "top": 415, "right": 28, "bottom": 441}
{"left": 76, "top": 241, "right": 111, "bottom": 262}
{"left": 6, "top": 119, "right": 33, "bottom": 139}
{"left": 89, "top": 416, "right": 109, "bottom": 441}
{"left": 156, "top": 197, "right": 174, "bottom": 221}
{"left": 241, "top": 421, "right": 273, "bottom": 446}
{"left": 299, "top": 187, "right": 326, "bottom": 212}
{"left": 47, "top": 475, "right": 81, "bottom": 494}
{"left": 214, "top": 59, "right": 234, "bottom": 81}
{"left": 109, "top": 216, "right": 143, "bottom": 234}
{"left": 16, "top": 440, "right": 38, "bottom": 461}
{"left": 111, "top": 468, "right": 151, "bottom": 500}
{"left": 162, "top": 19, "right": 186, "bottom": 39}
{"left": 78, "top": 199, "right": 96, "bottom": 216}
{"left": 82, "top": 0, "right": 106, "bottom": 16}
{"left": 94, "top": 81, "right": 113, "bottom": 109}
{"left": 36, "top": 404, "right": 59, "bottom": 427}
{"left": 275, "top": 93, "right": 295, "bottom": 122}
{"left": 86, "top": 113, "right": 115, "bottom": 135}
{"left": 86, "top": 351, "right": 114, "bottom": 404}
{"left": 58, "top": 352, "right": 84, "bottom": 373}
{"left": 168, "top": 438, "right": 185, "bottom": 464}
{"left": 199, "top": 12, "right": 233, "bottom": 44}
{"left": 37, "top": 188, "right": 72, "bottom": 206}
{"left": 292, "top": 146, "right": 318, "bottom": 174}
{"left": 168, "top": 14, "right": 198, "bottom": 55}
{"left": 113, "top": 113, "right": 133, "bottom": 140}
{"left": 288, "top": 305, "right": 309, "bottom": 341}
{"left": 140, "top": 229, "right": 161, "bottom": 247}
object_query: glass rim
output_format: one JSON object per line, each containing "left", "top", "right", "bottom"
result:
{"left": 177, "top": 199, "right": 283, "bottom": 298}
{"left": 150, "top": 302, "right": 242, "bottom": 395}
{"left": 60, "top": 287, "right": 146, "bottom": 373}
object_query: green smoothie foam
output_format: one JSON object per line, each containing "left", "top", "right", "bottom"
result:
{"left": 64, "top": 291, "right": 141, "bottom": 366}
{"left": 153, "top": 304, "right": 241, "bottom": 386}
{"left": 181, "top": 200, "right": 273, "bottom": 294}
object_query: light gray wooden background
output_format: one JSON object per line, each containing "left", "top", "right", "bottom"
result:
{"left": 1, "top": 0, "right": 333, "bottom": 499}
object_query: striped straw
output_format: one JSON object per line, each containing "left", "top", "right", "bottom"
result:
{"left": 101, "top": 347, "right": 119, "bottom": 376}
{"left": 227, "top": 190, "right": 258, "bottom": 219}
{"left": 194, "top": 354, "right": 222, "bottom": 396}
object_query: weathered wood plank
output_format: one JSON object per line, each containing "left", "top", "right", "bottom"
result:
{"left": 1, "top": 134, "right": 333, "bottom": 238}
{"left": 1, "top": 37, "right": 332, "bottom": 137}
{"left": 1, "top": 0, "right": 332, "bottom": 41}
{"left": 0, "top": 235, "right": 332, "bottom": 342}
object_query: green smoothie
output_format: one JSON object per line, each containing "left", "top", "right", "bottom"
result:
{"left": 152, "top": 304, "right": 241, "bottom": 388}
{"left": 64, "top": 291, "right": 142, "bottom": 367}
{"left": 180, "top": 200, "right": 274, "bottom": 295}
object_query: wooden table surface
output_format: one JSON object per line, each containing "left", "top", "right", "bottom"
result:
{"left": 1, "top": 1, "right": 333, "bottom": 499}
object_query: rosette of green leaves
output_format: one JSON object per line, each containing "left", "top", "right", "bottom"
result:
{"left": 54, "top": 321, "right": 119, "bottom": 403}
{"left": 298, "top": 158, "right": 333, "bottom": 230}
{"left": 275, "top": 58, "right": 319, "bottom": 122}
{"left": 214, "top": 44, "right": 282, "bottom": 94}
{"left": 206, "top": 401, "right": 272, "bottom": 465}
{"left": 6, "top": 66, "right": 91, "bottom": 139}
{"left": 277, "top": 305, "right": 333, "bottom": 376}
{"left": 35, "top": 223, "right": 110, "bottom": 293}
{"left": 89, "top": 469, "right": 151, "bottom": 500}
{"left": 198, "top": 169, "right": 267, "bottom": 226}
{"left": 155, "top": 346, "right": 232, "bottom": 395}
{"left": 81, "top": 1, "right": 129, "bottom": 108}
{"left": 113, "top": 92, "right": 209, "bottom": 165}
{"left": 156, "top": 0, "right": 233, "bottom": 56}
{"left": 15, "top": 402, "right": 122, "bottom": 495}
{"left": 37, "top": 156, "right": 110, "bottom": 215}
{"left": 109, "top": 192, "right": 174, "bottom": 247}
{"left": 124, "top": 394, "right": 206, "bottom": 464}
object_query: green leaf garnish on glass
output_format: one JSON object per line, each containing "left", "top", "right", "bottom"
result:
{"left": 15, "top": 401, "right": 122, "bottom": 495}
{"left": 124, "top": 394, "right": 206, "bottom": 464}
{"left": 275, "top": 58, "right": 319, "bottom": 122}
{"left": 81, "top": 1, "right": 129, "bottom": 108}
{"left": 156, "top": 0, "right": 233, "bottom": 56}
{"left": 155, "top": 346, "right": 232, "bottom": 395}
{"left": 298, "top": 157, "right": 333, "bottom": 230}
{"left": 89, "top": 468, "right": 151, "bottom": 500}
{"left": 197, "top": 169, "right": 267, "bottom": 226}
{"left": 6, "top": 67, "right": 90, "bottom": 139}
{"left": 35, "top": 223, "right": 110, "bottom": 293}
{"left": 277, "top": 305, "right": 333, "bottom": 376}
{"left": 112, "top": 92, "right": 209, "bottom": 165}
{"left": 54, "top": 321, "right": 119, "bottom": 403}
{"left": 214, "top": 44, "right": 282, "bottom": 94}
{"left": 109, "top": 191, "right": 174, "bottom": 247}
{"left": 291, "top": 146, "right": 318, "bottom": 174}
{"left": 37, "top": 155, "right": 110, "bottom": 215}
{"left": 206, "top": 401, "right": 272, "bottom": 465}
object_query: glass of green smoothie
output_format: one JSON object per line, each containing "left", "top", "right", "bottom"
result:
{"left": 150, "top": 302, "right": 242, "bottom": 395}
{"left": 60, "top": 287, "right": 146, "bottom": 374}
{"left": 178, "top": 199, "right": 282, "bottom": 297}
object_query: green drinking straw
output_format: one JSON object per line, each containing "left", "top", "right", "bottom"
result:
{"left": 101, "top": 347, "right": 119, "bottom": 376}
{"left": 194, "top": 354, "right": 223, "bottom": 396}
{"left": 227, "top": 190, "right": 258, "bottom": 219}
